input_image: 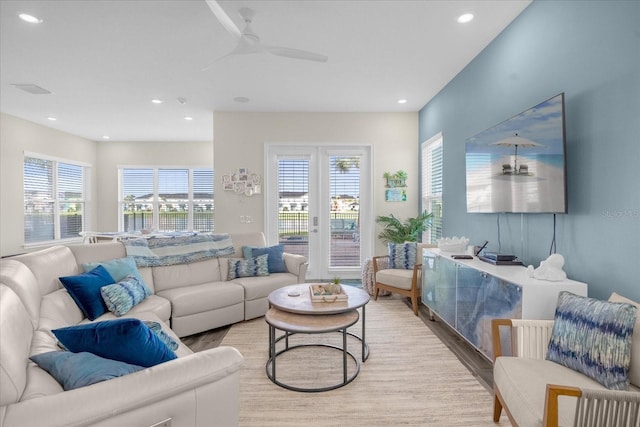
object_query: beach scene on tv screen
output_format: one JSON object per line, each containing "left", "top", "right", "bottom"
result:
{"left": 465, "top": 94, "right": 566, "bottom": 213}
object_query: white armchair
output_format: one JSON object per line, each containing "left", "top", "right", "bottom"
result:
{"left": 492, "top": 317, "right": 640, "bottom": 427}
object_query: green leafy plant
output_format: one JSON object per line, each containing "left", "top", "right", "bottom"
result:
{"left": 376, "top": 211, "right": 432, "bottom": 243}
{"left": 332, "top": 276, "right": 341, "bottom": 284}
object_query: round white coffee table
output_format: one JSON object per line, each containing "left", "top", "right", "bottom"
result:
{"left": 268, "top": 283, "right": 370, "bottom": 362}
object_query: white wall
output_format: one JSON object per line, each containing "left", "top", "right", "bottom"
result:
{"left": 95, "top": 140, "right": 213, "bottom": 231}
{"left": 0, "top": 113, "right": 97, "bottom": 257}
{"left": 213, "top": 112, "right": 419, "bottom": 256}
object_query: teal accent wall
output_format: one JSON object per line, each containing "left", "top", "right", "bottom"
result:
{"left": 419, "top": 1, "right": 640, "bottom": 300}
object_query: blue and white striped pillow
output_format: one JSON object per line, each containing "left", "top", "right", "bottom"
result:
{"left": 388, "top": 242, "right": 417, "bottom": 269}
{"left": 546, "top": 291, "right": 637, "bottom": 390}
{"left": 227, "top": 254, "right": 270, "bottom": 279}
{"left": 100, "top": 275, "right": 151, "bottom": 317}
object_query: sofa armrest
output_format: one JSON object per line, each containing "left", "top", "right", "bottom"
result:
{"left": 283, "top": 252, "right": 308, "bottom": 283}
{"left": 1, "top": 347, "right": 244, "bottom": 427}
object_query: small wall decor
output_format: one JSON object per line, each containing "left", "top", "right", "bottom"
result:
{"left": 383, "top": 170, "right": 407, "bottom": 202}
{"left": 222, "top": 168, "right": 261, "bottom": 196}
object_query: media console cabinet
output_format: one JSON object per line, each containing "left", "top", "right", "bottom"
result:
{"left": 421, "top": 248, "right": 588, "bottom": 360}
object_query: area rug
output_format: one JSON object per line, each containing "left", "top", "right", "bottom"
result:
{"left": 220, "top": 298, "right": 509, "bottom": 426}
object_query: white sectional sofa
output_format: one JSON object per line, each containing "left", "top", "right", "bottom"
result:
{"left": 0, "top": 232, "right": 307, "bottom": 427}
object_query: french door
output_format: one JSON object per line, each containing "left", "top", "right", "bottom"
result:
{"left": 265, "top": 144, "right": 372, "bottom": 281}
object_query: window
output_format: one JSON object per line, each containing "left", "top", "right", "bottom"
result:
{"left": 24, "top": 153, "right": 89, "bottom": 244}
{"left": 421, "top": 133, "right": 443, "bottom": 244}
{"left": 120, "top": 167, "right": 214, "bottom": 232}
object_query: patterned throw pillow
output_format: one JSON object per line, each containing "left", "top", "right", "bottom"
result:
{"left": 546, "top": 291, "right": 637, "bottom": 390}
{"left": 100, "top": 275, "right": 150, "bottom": 317}
{"left": 388, "top": 242, "right": 418, "bottom": 269}
{"left": 143, "top": 321, "right": 179, "bottom": 351}
{"left": 227, "top": 254, "right": 270, "bottom": 280}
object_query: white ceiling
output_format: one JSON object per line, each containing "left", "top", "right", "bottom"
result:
{"left": 0, "top": 0, "right": 531, "bottom": 142}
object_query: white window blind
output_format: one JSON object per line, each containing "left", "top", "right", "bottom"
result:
{"left": 421, "top": 134, "right": 443, "bottom": 244}
{"left": 120, "top": 167, "right": 213, "bottom": 232}
{"left": 24, "top": 154, "right": 87, "bottom": 244}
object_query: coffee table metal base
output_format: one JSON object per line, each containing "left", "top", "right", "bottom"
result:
{"left": 265, "top": 308, "right": 360, "bottom": 393}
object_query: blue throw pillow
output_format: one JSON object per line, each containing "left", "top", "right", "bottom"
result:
{"left": 250, "top": 245, "right": 286, "bottom": 273}
{"left": 59, "top": 265, "right": 115, "bottom": 320}
{"left": 227, "top": 254, "right": 270, "bottom": 280}
{"left": 83, "top": 256, "right": 150, "bottom": 293}
{"left": 388, "top": 242, "right": 417, "bottom": 269}
{"left": 30, "top": 351, "right": 144, "bottom": 391}
{"left": 546, "top": 291, "right": 637, "bottom": 390}
{"left": 53, "top": 318, "right": 177, "bottom": 368}
{"left": 100, "top": 275, "right": 150, "bottom": 316}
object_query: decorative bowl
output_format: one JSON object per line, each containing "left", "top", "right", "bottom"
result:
{"left": 436, "top": 236, "right": 470, "bottom": 253}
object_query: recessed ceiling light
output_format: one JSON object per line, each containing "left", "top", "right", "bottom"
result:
{"left": 184, "top": 116, "right": 193, "bottom": 121}
{"left": 18, "top": 13, "right": 43, "bottom": 24}
{"left": 47, "top": 117, "right": 56, "bottom": 121}
{"left": 397, "top": 99, "right": 408, "bottom": 104}
{"left": 102, "top": 135, "right": 110, "bottom": 140}
{"left": 234, "top": 96, "right": 250, "bottom": 103}
{"left": 457, "top": 13, "right": 474, "bottom": 24}
{"left": 151, "top": 99, "right": 163, "bottom": 104}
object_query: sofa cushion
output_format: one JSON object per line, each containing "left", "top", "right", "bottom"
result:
{"left": 30, "top": 351, "right": 144, "bottom": 391}
{"left": 609, "top": 292, "right": 640, "bottom": 387}
{"left": 157, "top": 281, "right": 244, "bottom": 317}
{"left": 547, "top": 291, "right": 637, "bottom": 390}
{"left": 59, "top": 265, "right": 115, "bottom": 320}
{"left": 376, "top": 269, "right": 414, "bottom": 290}
{"left": 0, "top": 260, "right": 41, "bottom": 328}
{"left": 83, "top": 256, "right": 150, "bottom": 293}
{"left": 243, "top": 245, "right": 287, "bottom": 273}
{"left": 100, "top": 275, "right": 151, "bottom": 317}
{"left": 53, "top": 318, "right": 177, "bottom": 367}
{"left": 13, "top": 246, "right": 79, "bottom": 296}
{"left": 152, "top": 258, "right": 221, "bottom": 292}
{"left": 388, "top": 242, "right": 417, "bottom": 269}
{"left": 38, "top": 289, "right": 85, "bottom": 331}
{"left": 227, "top": 254, "right": 269, "bottom": 279}
{"left": 232, "top": 272, "right": 298, "bottom": 301}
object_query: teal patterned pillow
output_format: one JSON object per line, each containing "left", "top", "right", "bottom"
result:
{"left": 388, "top": 242, "right": 417, "bottom": 269}
{"left": 547, "top": 291, "right": 637, "bottom": 390}
{"left": 100, "top": 275, "right": 150, "bottom": 316}
{"left": 227, "top": 254, "right": 269, "bottom": 279}
{"left": 143, "top": 321, "right": 179, "bottom": 351}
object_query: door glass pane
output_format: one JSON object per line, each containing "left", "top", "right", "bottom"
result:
{"left": 278, "top": 159, "right": 309, "bottom": 258}
{"left": 329, "top": 156, "right": 360, "bottom": 267}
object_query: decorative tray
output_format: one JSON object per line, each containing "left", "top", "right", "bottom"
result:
{"left": 309, "top": 284, "right": 349, "bottom": 302}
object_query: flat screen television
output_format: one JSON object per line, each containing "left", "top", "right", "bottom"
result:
{"left": 465, "top": 93, "right": 567, "bottom": 214}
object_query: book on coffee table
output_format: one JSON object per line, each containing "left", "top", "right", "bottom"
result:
{"left": 309, "top": 284, "right": 349, "bottom": 302}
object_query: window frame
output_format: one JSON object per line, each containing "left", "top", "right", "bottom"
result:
{"left": 118, "top": 166, "right": 214, "bottom": 232}
{"left": 421, "top": 133, "right": 443, "bottom": 244}
{"left": 23, "top": 151, "right": 90, "bottom": 247}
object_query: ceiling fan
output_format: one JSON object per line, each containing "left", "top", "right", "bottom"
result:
{"left": 203, "top": 0, "right": 328, "bottom": 69}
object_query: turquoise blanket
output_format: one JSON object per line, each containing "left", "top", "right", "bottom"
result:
{"left": 124, "top": 233, "right": 234, "bottom": 267}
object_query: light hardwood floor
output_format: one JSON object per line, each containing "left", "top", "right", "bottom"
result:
{"left": 180, "top": 295, "right": 495, "bottom": 391}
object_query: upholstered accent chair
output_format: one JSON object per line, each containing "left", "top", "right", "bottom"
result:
{"left": 372, "top": 243, "right": 435, "bottom": 316}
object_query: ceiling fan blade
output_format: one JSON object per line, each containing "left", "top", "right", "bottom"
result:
{"left": 202, "top": 39, "right": 264, "bottom": 70}
{"left": 264, "top": 45, "right": 328, "bottom": 63}
{"left": 205, "top": 0, "right": 242, "bottom": 40}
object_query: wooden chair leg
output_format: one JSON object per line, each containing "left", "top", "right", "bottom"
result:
{"left": 411, "top": 296, "right": 419, "bottom": 316}
{"left": 493, "top": 392, "right": 503, "bottom": 422}
{"left": 373, "top": 285, "right": 379, "bottom": 301}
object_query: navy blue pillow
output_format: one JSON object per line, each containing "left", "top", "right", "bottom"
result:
{"left": 53, "top": 318, "right": 177, "bottom": 368}
{"left": 251, "top": 245, "right": 286, "bottom": 273}
{"left": 59, "top": 265, "right": 115, "bottom": 320}
{"left": 30, "top": 351, "right": 144, "bottom": 390}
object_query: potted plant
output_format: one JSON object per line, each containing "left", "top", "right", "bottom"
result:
{"left": 375, "top": 211, "right": 432, "bottom": 243}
